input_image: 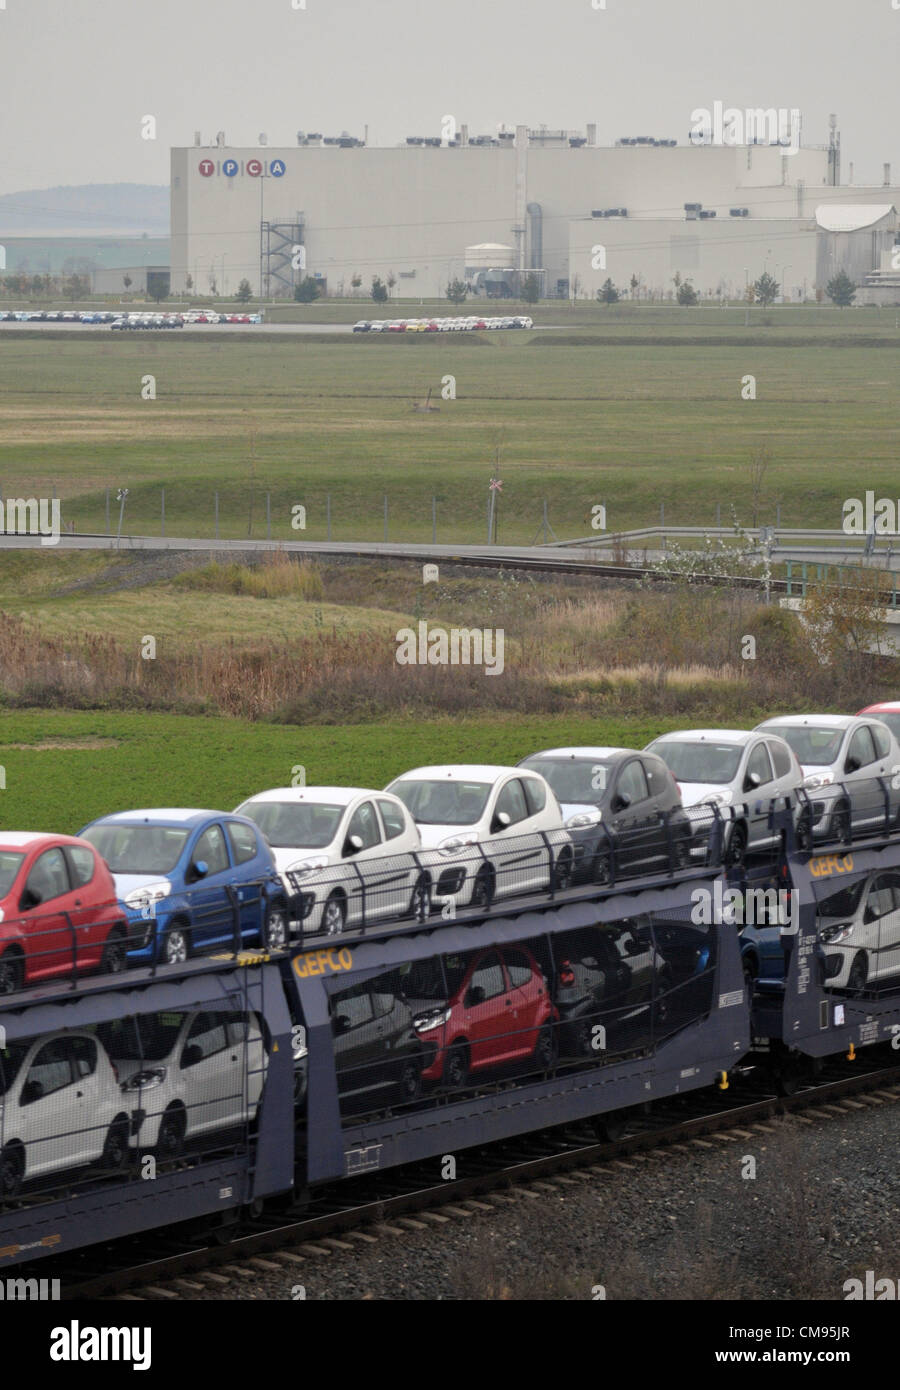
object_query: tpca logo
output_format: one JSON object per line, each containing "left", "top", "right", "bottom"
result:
{"left": 199, "top": 158, "right": 287, "bottom": 178}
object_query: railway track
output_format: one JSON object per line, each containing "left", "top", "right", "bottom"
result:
{"left": 30, "top": 1049, "right": 900, "bottom": 1300}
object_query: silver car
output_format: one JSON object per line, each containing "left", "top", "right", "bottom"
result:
{"left": 645, "top": 728, "right": 803, "bottom": 865}
{"left": 818, "top": 870, "right": 900, "bottom": 992}
{"left": 754, "top": 714, "right": 900, "bottom": 843}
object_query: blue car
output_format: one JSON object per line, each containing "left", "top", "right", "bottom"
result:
{"left": 77, "top": 808, "right": 289, "bottom": 966}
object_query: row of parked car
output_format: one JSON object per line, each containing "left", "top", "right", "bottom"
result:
{"left": 352, "top": 315, "right": 533, "bottom": 332}
{"left": 2, "top": 703, "right": 900, "bottom": 997}
{"left": 0, "top": 310, "right": 262, "bottom": 327}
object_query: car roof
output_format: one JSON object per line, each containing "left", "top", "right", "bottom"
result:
{"left": 87, "top": 809, "right": 229, "bottom": 827}
{"left": 756, "top": 715, "right": 855, "bottom": 729}
{"left": 519, "top": 746, "right": 634, "bottom": 761}
{"left": 240, "top": 787, "right": 389, "bottom": 806}
{"left": 859, "top": 702, "right": 900, "bottom": 713}
{"left": 0, "top": 831, "right": 73, "bottom": 849}
{"left": 651, "top": 729, "right": 757, "bottom": 744}
{"left": 391, "top": 764, "right": 535, "bottom": 781}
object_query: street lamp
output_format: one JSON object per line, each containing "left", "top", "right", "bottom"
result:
{"left": 115, "top": 488, "right": 129, "bottom": 550}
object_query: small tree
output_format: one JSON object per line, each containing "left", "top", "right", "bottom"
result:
{"left": 185, "top": 273, "right": 194, "bottom": 296}
{"left": 147, "top": 279, "right": 169, "bottom": 304}
{"left": 521, "top": 272, "right": 540, "bottom": 304}
{"left": 446, "top": 278, "right": 468, "bottom": 305}
{"left": 235, "top": 278, "right": 253, "bottom": 303}
{"left": 677, "top": 279, "right": 699, "bottom": 305}
{"left": 630, "top": 274, "right": 639, "bottom": 299}
{"left": 672, "top": 270, "right": 682, "bottom": 291}
{"left": 754, "top": 272, "right": 779, "bottom": 306}
{"left": 208, "top": 271, "right": 218, "bottom": 296}
{"left": 371, "top": 275, "right": 388, "bottom": 304}
{"left": 569, "top": 273, "right": 581, "bottom": 302}
{"left": 597, "top": 277, "right": 620, "bottom": 304}
{"left": 386, "top": 272, "right": 397, "bottom": 299}
{"left": 123, "top": 274, "right": 133, "bottom": 292}
{"left": 294, "top": 276, "right": 321, "bottom": 303}
{"left": 826, "top": 269, "right": 857, "bottom": 308}
{"left": 351, "top": 273, "right": 362, "bottom": 293}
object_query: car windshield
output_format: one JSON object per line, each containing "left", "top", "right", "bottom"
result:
{"left": 763, "top": 725, "right": 845, "bottom": 767}
{"left": 519, "top": 757, "right": 611, "bottom": 804}
{"left": 389, "top": 780, "right": 492, "bottom": 826}
{"left": 80, "top": 824, "right": 189, "bottom": 874}
{"left": 237, "top": 801, "right": 344, "bottom": 849}
{"left": 652, "top": 742, "right": 743, "bottom": 785}
{"left": 0, "top": 1041, "right": 30, "bottom": 1095}
{"left": 401, "top": 956, "right": 448, "bottom": 1001}
{"left": 817, "top": 880, "right": 866, "bottom": 920}
{"left": 98, "top": 1013, "right": 186, "bottom": 1061}
{"left": 0, "top": 851, "right": 25, "bottom": 897}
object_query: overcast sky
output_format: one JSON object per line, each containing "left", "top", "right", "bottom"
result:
{"left": 0, "top": 0, "right": 897, "bottom": 198}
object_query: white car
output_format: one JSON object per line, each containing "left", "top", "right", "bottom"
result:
{"left": 0, "top": 1030, "right": 130, "bottom": 1195}
{"left": 385, "top": 764, "right": 574, "bottom": 909}
{"left": 514, "top": 315, "right": 533, "bottom": 328}
{"left": 645, "top": 729, "right": 804, "bottom": 863}
{"left": 754, "top": 714, "right": 900, "bottom": 842}
{"left": 108, "top": 1009, "right": 267, "bottom": 1156}
{"left": 818, "top": 870, "right": 900, "bottom": 993}
{"left": 235, "top": 787, "right": 427, "bottom": 935}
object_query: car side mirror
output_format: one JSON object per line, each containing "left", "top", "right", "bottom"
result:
{"left": 844, "top": 757, "right": 859, "bottom": 775}
{"left": 744, "top": 771, "right": 762, "bottom": 791}
{"left": 614, "top": 791, "right": 631, "bottom": 811}
{"left": 466, "top": 985, "right": 486, "bottom": 1007}
{"left": 20, "top": 888, "right": 41, "bottom": 911}
{"left": 21, "top": 1079, "right": 44, "bottom": 1104}
{"left": 491, "top": 811, "right": 512, "bottom": 833}
{"left": 343, "top": 834, "right": 364, "bottom": 857}
{"left": 334, "top": 1014, "right": 351, "bottom": 1033}
{"left": 191, "top": 859, "right": 209, "bottom": 881}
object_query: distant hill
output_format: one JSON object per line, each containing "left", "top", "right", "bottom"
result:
{"left": 0, "top": 184, "right": 169, "bottom": 236}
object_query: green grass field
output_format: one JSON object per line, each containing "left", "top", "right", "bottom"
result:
{"left": 1, "top": 305, "right": 898, "bottom": 544}
{"left": 0, "top": 709, "right": 687, "bottom": 833}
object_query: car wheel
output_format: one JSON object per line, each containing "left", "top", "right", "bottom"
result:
{"left": 399, "top": 1059, "right": 423, "bottom": 1103}
{"left": 832, "top": 805, "right": 851, "bottom": 845}
{"left": 536, "top": 1023, "right": 557, "bottom": 1070}
{"left": 0, "top": 950, "right": 23, "bottom": 995}
{"left": 591, "top": 850, "right": 612, "bottom": 886}
{"left": 409, "top": 874, "right": 431, "bottom": 922}
{"left": 470, "top": 867, "right": 494, "bottom": 910}
{"left": 101, "top": 1118, "right": 130, "bottom": 1171}
{"left": 795, "top": 812, "right": 812, "bottom": 851}
{"left": 725, "top": 822, "right": 748, "bottom": 868}
{"left": 443, "top": 1042, "right": 468, "bottom": 1090}
{"left": 264, "top": 907, "right": 288, "bottom": 951}
{"left": 163, "top": 924, "right": 190, "bottom": 966}
{"left": 554, "top": 850, "right": 574, "bottom": 893}
{"left": 322, "top": 893, "right": 346, "bottom": 937}
{"left": 847, "top": 953, "right": 867, "bottom": 996}
{"left": 157, "top": 1107, "right": 186, "bottom": 1158}
{"left": 0, "top": 1144, "right": 24, "bottom": 1199}
{"left": 101, "top": 930, "right": 127, "bottom": 975}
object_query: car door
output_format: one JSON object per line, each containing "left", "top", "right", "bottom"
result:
{"left": 225, "top": 819, "right": 268, "bottom": 942}
{"left": 374, "top": 798, "right": 420, "bottom": 919}
{"left": 868, "top": 722, "right": 900, "bottom": 831}
{"left": 842, "top": 726, "right": 880, "bottom": 829}
{"left": 341, "top": 799, "right": 391, "bottom": 925}
{"left": 178, "top": 1012, "right": 234, "bottom": 1137}
{"left": 485, "top": 778, "right": 545, "bottom": 896}
{"left": 67, "top": 1035, "right": 108, "bottom": 1160}
{"left": 64, "top": 844, "right": 110, "bottom": 968}
{"left": 16, "top": 1039, "right": 86, "bottom": 1175}
{"left": 502, "top": 947, "right": 546, "bottom": 1058}
{"left": 741, "top": 740, "right": 777, "bottom": 848}
{"left": 331, "top": 980, "right": 384, "bottom": 1105}
{"left": 878, "top": 873, "right": 900, "bottom": 981}
{"left": 186, "top": 824, "right": 234, "bottom": 948}
{"left": 19, "top": 847, "right": 77, "bottom": 980}
{"left": 462, "top": 950, "right": 515, "bottom": 1070}
{"left": 609, "top": 760, "right": 656, "bottom": 870}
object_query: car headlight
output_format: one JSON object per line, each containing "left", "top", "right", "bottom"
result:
{"left": 287, "top": 856, "right": 330, "bottom": 879}
{"left": 413, "top": 1006, "right": 451, "bottom": 1033}
{"left": 820, "top": 923, "right": 853, "bottom": 944}
{"left": 124, "top": 882, "right": 170, "bottom": 912}
{"left": 437, "top": 834, "right": 479, "bottom": 856}
{"left": 565, "top": 811, "right": 602, "bottom": 828}
{"left": 120, "top": 1067, "right": 167, "bottom": 1091}
{"left": 803, "top": 772, "right": 834, "bottom": 791}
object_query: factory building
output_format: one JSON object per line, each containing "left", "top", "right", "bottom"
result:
{"left": 169, "top": 121, "right": 900, "bottom": 302}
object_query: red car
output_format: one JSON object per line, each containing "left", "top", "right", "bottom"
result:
{"left": 0, "top": 833, "right": 128, "bottom": 993}
{"left": 408, "top": 945, "right": 556, "bottom": 1088}
{"left": 858, "top": 702, "right": 900, "bottom": 744}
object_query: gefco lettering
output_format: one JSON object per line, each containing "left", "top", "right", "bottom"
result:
{"left": 809, "top": 854, "right": 854, "bottom": 879}
{"left": 293, "top": 948, "right": 353, "bottom": 979}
